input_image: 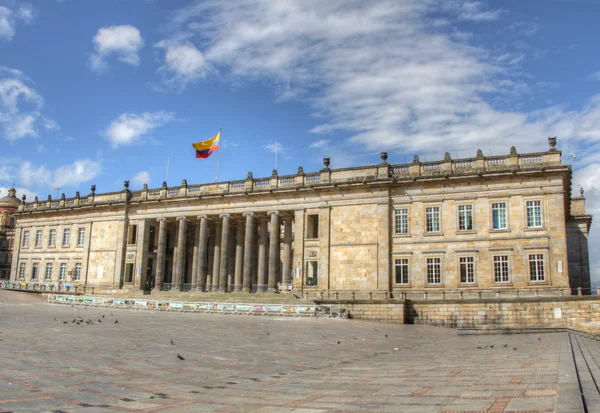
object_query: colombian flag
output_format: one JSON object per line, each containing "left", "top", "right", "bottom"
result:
{"left": 192, "top": 131, "right": 220, "bottom": 158}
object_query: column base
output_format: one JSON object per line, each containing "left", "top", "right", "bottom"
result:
{"left": 255, "top": 284, "right": 267, "bottom": 293}
{"left": 233, "top": 285, "right": 243, "bottom": 292}
{"left": 205, "top": 285, "right": 212, "bottom": 292}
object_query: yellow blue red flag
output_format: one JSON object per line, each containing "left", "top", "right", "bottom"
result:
{"left": 192, "top": 131, "right": 220, "bottom": 158}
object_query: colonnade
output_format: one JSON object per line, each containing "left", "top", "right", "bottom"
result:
{"left": 152, "top": 211, "right": 294, "bottom": 293}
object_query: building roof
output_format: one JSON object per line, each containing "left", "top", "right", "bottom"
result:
{"left": 0, "top": 188, "right": 22, "bottom": 209}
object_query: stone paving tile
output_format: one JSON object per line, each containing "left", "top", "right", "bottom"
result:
{"left": 0, "top": 290, "right": 592, "bottom": 412}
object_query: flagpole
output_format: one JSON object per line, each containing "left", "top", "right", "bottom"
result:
{"left": 275, "top": 139, "right": 278, "bottom": 171}
{"left": 216, "top": 128, "right": 222, "bottom": 182}
{"left": 166, "top": 155, "right": 170, "bottom": 183}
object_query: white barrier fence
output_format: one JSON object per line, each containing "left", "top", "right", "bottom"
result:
{"left": 47, "top": 294, "right": 346, "bottom": 318}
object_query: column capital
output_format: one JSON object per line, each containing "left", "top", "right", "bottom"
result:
{"left": 242, "top": 212, "right": 255, "bottom": 218}
{"left": 267, "top": 210, "right": 279, "bottom": 216}
{"left": 177, "top": 216, "right": 187, "bottom": 221}
{"left": 157, "top": 217, "right": 166, "bottom": 223}
{"left": 219, "top": 213, "right": 231, "bottom": 219}
{"left": 197, "top": 214, "right": 208, "bottom": 220}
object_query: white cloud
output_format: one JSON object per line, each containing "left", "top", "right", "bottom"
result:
{"left": 0, "top": 3, "right": 33, "bottom": 41}
{"left": 89, "top": 25, "right": 144, "bottom": 72}
{"left": 104, "top": 111, "right": 175, "bottom": 148}
{"left": 0, "top": 68, "right": 56, "bottom": 141}
{"left": 0, "top": 186, "right": 38, "bottom": 202}
{"left": 590, "top": 71, "right": 600, "bottom": 81}
{"left": 155, "top": 41, "right": 208, "bottom": 89}
{"left": 52, "top": 159, "right": 102, "bottom": 188}
{"left": 131, "top": 171, "right": 151, "bottom": 188}
{"left": 309, "top": 139, "right": 330, "bottom": 149}
{"left": 264, "top": 141, "right": 285, "bottom": 154}
{"left": 19, "top": 161, "right": 51, "bottom": 187}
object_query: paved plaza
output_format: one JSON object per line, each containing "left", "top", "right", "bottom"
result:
{"left": 0, "top": 290, "right": 597, "bottom": 413}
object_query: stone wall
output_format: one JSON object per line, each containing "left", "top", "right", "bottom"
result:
{"left": 337, "top": 296, "right": 600, "bottom": 335}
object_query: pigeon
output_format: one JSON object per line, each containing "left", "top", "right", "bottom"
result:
{"left": 84, "top": 307, "right": 87, "bottom": 310}
{"left": 322, "top": 335, "right": 327, "bottom": 339}
{"left": 385, "top": 334, "right": 388, "bottom": 338}
{"left": 97, "top": 319, "right": 102, "bottom": 323}
{"left": 513, "top": 347, "right": 517, "bottom": 351}
{"left": 490, "top": 345, "right": 494, "bottom": 348}
{"left": 72, "top": 319, "right": 76, "bottom": 323}
{"left": 177, "top": 354, "right": 185, "bottom": 360}
{"left": 114, "top": 320, "right": 118, "bottom": 324}
{"left": 538, "top": 337, "right": 541, "bottom": 341}
{"left": 477, "top": 346, "right": 482, "bottom": 349}
{"left": 76, "top": 322, "right": 80, "bottom": 325}
{"left": 266, "top": 332, "right": 270, "bottom": 335}
{"left": 63, "top": 321, "right": 68, "bottom": 324}
{"left": 170, "top": 339, "right": 175, "bottom": 345}
{"left": 503, "top": 344, "right": 508, "bottom": 348}
{"left": 102, "top": 315, "right": 105, "bottom": 318}
{"left": 111, "top": 313, "right": 114, "bottom": 316}
{"left": 54, "top": 317, "right": 57, "bottom": 321}
{"left": 337, "top": 341, "right": 341, "bottom": 344}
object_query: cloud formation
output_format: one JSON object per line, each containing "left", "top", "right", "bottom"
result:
{"left": 89, "top": 25, "right": 144, "bottom": 72}
{"left": 0, "top": 66, "right": 56, "bottom": 141}
{"left": 0, "top": 3, "right": 33, "bottom": 41}
{"left": 104, "top": 111, "right": 175, "bottom": 148}
{"left": 155, "top": 41, "right": 208, "bottom": 89}
{"left": 131, "top": 170, "right": 150, "bottom": 188}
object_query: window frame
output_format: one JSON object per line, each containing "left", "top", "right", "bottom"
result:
{"left": 425, "top": 206, "right": 441, "bottom": 233}
{"left": 62, "top": 228, "right": 71, "bottom": 247}
{"left": 426, "top": 257, "right": 442, "bottom": 285}
{"left": 35, "top": 229, "right": 43, "bottom": 248}
{"left": 394, "top": 258, "right": 410, "bottom": 285}
{"left": 458, "top": 256, "right": 475, "bottom": 285}
{"left": 526, "top": 200, "right": 543, "bottom": 229}
{"left": 48, "top": 229, "right": 57, "bottom": 248}
{"left": 305, "top": 214, "right": 319, "bottom": 239}
{"left": 59, "top": 263, "right": 67, "bottom": 281}
{"left": 304, "top": 260, "right": 318, "bottom": 286}
{"left": 73, "top": 263, "right": 82, "bottom": 281}
{"left": 18, "top": 262, "right": 26, "bottom": 280}
{"left": 31, "top": 262, "right": 39, "bottom": 280}
{"left": 77, "top": 228, "right": 85, "bottom": 247}
{"left": 491, "top": 202, "right": 508, "bottom": 230}
{"left": 45, "top": 262, "right": 53, "bottom": 281}
{"left": 22, "top": 230, "right": 29, "bottom": 248}
{"left": 457, "top": 204, "right": 474, "bottom": 231}
{"left": 528, "top": 253, "right": 546, "bottom": 282}
{"left": 493, "top": 255, "right": 510, "bottom": 283}
{"left": 394, "top": 208, "right": 409, "bottom": 235}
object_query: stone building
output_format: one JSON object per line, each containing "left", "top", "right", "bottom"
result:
{"left": 8, "top": 138, "right": 593, "bottom": 296}
{"left": 0, "top": 187, "right": 21, "bottom": 279}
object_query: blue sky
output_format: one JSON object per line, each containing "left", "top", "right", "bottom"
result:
{"left": 1, "top": 0, "right": 599, "bottom": 283}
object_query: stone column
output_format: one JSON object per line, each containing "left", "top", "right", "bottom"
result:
{"left": 218, "top": 214, "right": 230, "bottom": 292}
{"left": 234, "top": 219, "right": 245, "bottom": 292}
{"left": 257, "top": 217, "right": 269, "bottom": 292}
{"left": 242, "top": 213, "right": 255, "bottom": 292}
{"left": 211, "top": 222, "right": 222, "bottom": 292}
{"left": 282, "top": 217, "right": 293, "bottom": 286}
{"left": 196, "top": 215, "right": 209, "bottom": 291}
{"left": 154, "top": 218, "right": 167, "bottom": 290}
{"left": 227, "top": 225, "right": 235, "bottom": 291}
{"left": 174, "top": 217, "right": 187, "bottom": 290}
{"left": 251, "top": 220, "right": 258, "bottom": 291}
{"left": 267, "top": 211, "right": 280, "bottom": 293}
{"left": 191, "top": 221, "right": 200, "bottom": 289}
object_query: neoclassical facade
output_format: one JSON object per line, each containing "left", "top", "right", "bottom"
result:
{"left": 9, "top": 139, "right": 593, "bottom": 296}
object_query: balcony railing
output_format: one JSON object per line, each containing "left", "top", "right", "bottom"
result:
{"left": 18, "top": 150, "right": 563, "bottom": 212}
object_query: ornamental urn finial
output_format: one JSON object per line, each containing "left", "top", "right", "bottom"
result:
{"left": 61, "top": 193, "right": 66, "bottom": 200}
{"left": 580, "top": 187, "right": 584, "bottom": 197}
{"left": 548, "top": 136, "right": 557, "bottom": 151}
{"left": 75, "top": 191, "right": 80, "bottom": 199}
{"left": 323, "top": 157, "right": 330, "bottom": 170}
{"left": 181, "top": 179, "right": 187, "bottom": 187}
{"left": 297, "top": 166, "right": 304, "bottom": 174}
{"left": 123, "top": 180, "right": 129, "bottom": 190}
{"left": 162, "top": 181, "right": 167, "bottom": 189}
{"left": 247, "top": 172, "right": 253, "bottom": 180}
{"left": 143, "top": 183, "right": 148, "bottom": 190}
{"left": 47, "top": 194, "right": 52, "bottom": 201}
{"left": 380, "top": 152, "right": 388, "bottom": 164}
{"left": 91, "top": 184, "right": 96, "bottom": 194}
{"left": 444, "top": 152, "right": 451, "bottom": 160}
{"left": 476, "top": 149, "right": 483, "bottom": 158}
{"left": 272, "top": 169, "right": 278, "bottom": 177}
{"left": 510, "top": 146, "right": 517, "bottom": 155}
{"left": 413, "top": 155, "right": 420, "bottom": 163}
{"left": 22, "top": 194, "right": 26, "bottom": 202}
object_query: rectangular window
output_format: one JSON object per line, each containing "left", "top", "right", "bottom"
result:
{"left": 35, "top": 230, "right": 42, "bottom": 247}
{"left": 48, "top": 229, "right": 56, "bottom": 247}
{"left": 62, "top": 228, "right": 70, "bottom": 246}
{"left": 492, "top": 202, "right": 507, "bottom": 230}
{"left": 394, "top": 259, "right": 409, "bottom": 284}
{"left": 458, "top": 205, "right": 473, "bottom": 231}
{"left": 45, "top": 263, "right": 53, "bottom": 280}
{"left": 128, "top": 225, "right": 137, "bottom": 244}
{"left": 529, "top": 254, "right": 545, "bottom": 282}
{"left": 493, "top": 255, "right": 510, "bottom": 283}
{"left": 395, "top": 209, "right": 409, "bottom": 235}
{"left": 22, "top": 231, "right": 29, "bottom": 248}
{"left": 426, "top": 207, "right": 441, "bottom": 233}
{"left": 459, "top": 257, "right": 474, "bottom": 284}
{"left": 526, "top": 200, "right": 542, "bottom": 228}
{"left": 77, "top": 228, "right": 85, "bottom": 246}
{"left": 305, "top": 261, "right": 318, "bottom": 286}
{"left": 73, "top": 263, "right": 82, "bottom": 281}
{"left": 426, "top": 258, "right": 441, "bottom": 284}
{"left": 18, "top": 263, "right": 25, "bottom": 280}
{"left": 125, "top": 263, "right": 134, "bottom": 283}
{"left": 31, "top": 262, "right": 38, "bottom": 280}
{"left": 59, "top": 263, "right": 67, "bottom": 281}
{"left": 306, "top": 215, "right": 319, "bottom": 239}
